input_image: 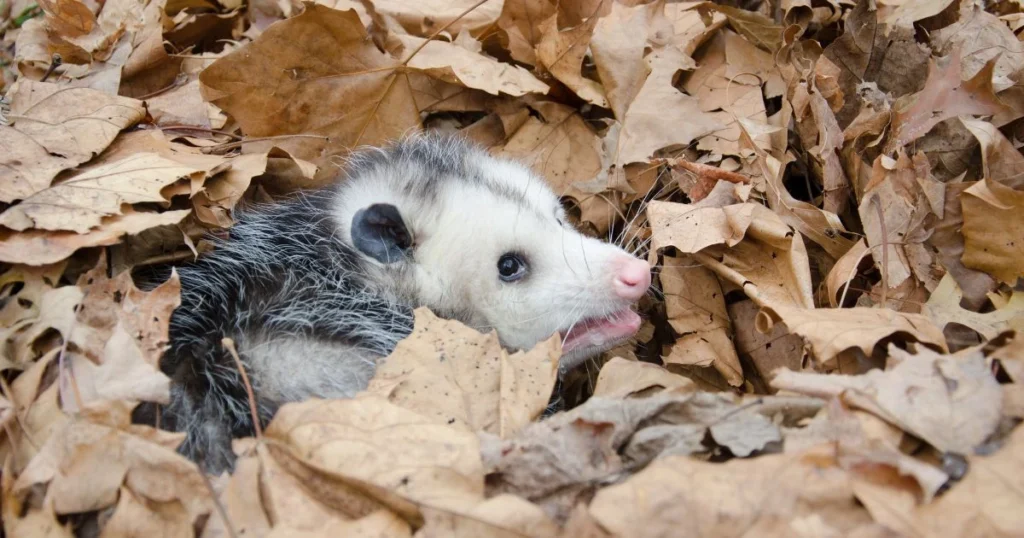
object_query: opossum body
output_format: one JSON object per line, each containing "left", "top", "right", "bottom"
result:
{"left": 156, "top": 134, "right": 652, "bottom": 473}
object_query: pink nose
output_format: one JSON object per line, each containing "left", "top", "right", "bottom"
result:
{"left": 611, "top": 256, "right": 651, "bottom": 301}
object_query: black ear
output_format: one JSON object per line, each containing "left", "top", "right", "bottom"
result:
{"left": 351, "top": 203, "right": 412, "bottom": 264}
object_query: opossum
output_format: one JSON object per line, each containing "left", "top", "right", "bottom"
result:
{"left": 153, "top": 134, "right": 651, "bottom": 474}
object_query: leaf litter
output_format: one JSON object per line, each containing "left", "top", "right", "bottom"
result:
{"left": 2, "top": 0, "right": 1024, "bottom": 536}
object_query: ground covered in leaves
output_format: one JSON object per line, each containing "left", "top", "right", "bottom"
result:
{"left": 1, "top": 0, "right": 1024, "bottom": 536}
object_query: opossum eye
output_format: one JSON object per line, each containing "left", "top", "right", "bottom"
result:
{"left": 497, "top": 253, "right": 527, "bottom": 282}
{"left": 351, "top": 203, "right": 412, "bottom": 264}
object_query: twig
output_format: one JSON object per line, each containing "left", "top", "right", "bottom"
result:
{"left": 202, "top": 134, "right": 328, "bottom": 154}
{"left": 160, "top": 125, "right": 244, "bottom": 140}
{"left": 40, "top": 53, "right": 62, "bottom": 82}
{"left": 222, "top": 338, "right": 262, "bottom": 438}
{"left": 138, "top": 73, "right": 189, "bottom": 100}
{"left": 873, "top": 196, "right": 889, "bottom": 307}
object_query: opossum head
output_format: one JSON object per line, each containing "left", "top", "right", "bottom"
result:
{"left": 334, "top": 134, "right": 651, "bottom": 372}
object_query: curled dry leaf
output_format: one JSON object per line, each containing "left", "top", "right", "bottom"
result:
{"left": 397, "top": 35, "right": 549, "bottom": 97}
{"left": 198, "top": 4, "right": 419, "bottom": 168}
{"left": 773, "top": 343, "right": 1001, "bottom": 454}
{"left": 265, "top": 394, "right": 484, "bottom": 514}
{"left": 590, "top": 1, "right": 658, "bottom": 120}
{"left": 0, "top": 80, "right": 145, "bottom": 203}
{"left": 483, "top": 392, "right": 781, "bottom": 523}
{"left": 592, "top": 357, "right": 695, "bottom": 399}
{"left": 0, "top": 208, "right": 193, "bottom": 265}
{"left": 366, "top": 308, "right": 560, "bottom": 438}
{"left": 764, "top": 305, "right": 946, "bottom": 364}
{"left": 648, "top": 200, "right": 815, "bottom": 313}
{"left": 960, "top": 178, "right": 1024, "bottom": 286}
{"left": 913, "top": 420, "right": 1024, "bottom": 537}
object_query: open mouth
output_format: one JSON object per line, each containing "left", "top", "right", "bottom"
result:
{"left": 560, "top": 308, "right": 642, "bottom": 358}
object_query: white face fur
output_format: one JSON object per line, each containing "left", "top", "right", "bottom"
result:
{"left": 334, "top": 136, "right": 651, "bottom": 372}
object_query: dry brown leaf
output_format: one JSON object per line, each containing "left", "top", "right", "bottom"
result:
{"left": 498, "top": 101, "right": 603, "bottom": 196}
{"left": 697, "top": 3, "right": 783, "bottom": 53}
{"left": 588, "top": 445, "right": 873, "bottom": 537}
{"left": 496, "top": 0, "right": 556, "bottom": 66}
{"left": 67, "top": 322, "right": 170, "bottom": 411}
{"left": 372, "top": 0, "right": 501, "bottom": 37}
{"left": 0, "top": 152, "right": 214, "bottom": 233}
{"left": 960, "top": 178, "right": 1024, "bottom": 285}
{"left": 2, "top": 455, "right": 74, "bottom": 538}
{"left": 858, "top": 151, "right": 945, "bottom": 291}
{"left": 198, "top": 4, "right": 419, "bottom": 169}
{"left": 484, "top": 393, "right": 780, "bottom": 523}
{"left": 928, "top": 180, "right": 998, "bottom": 310}
{"left": 765, "top": 305, "right": 947, "bottom": 364}
{"left": 885, "top": 51, "right": 1009, "bottom": 154}
{"left": 660, "top": 254, "right": 743, "bottom": 386}
{"left": 738, "top": 119, "right": 854, "bottom": 260}
{"left": 617, "top": 47, "right": 724, "bottom": 165}
{"left": 923, "top": 274, "right": 1024, "bottom": 340}
{"left": 914, "top": 424, "right": 1024, "bottom": 537}
{"left": 930, "top": 0, "right": 1024, "bottom": 94}
{"left": 0, "top": 208, "right": 192, "bottom": 265}
{"left": 265, "top": 394, "right": 484, "bottom": 514}
{"left": 366, "top": 308, "right": 560, "bottom": 438}
{"left": 825, "top": 238, "right": 869, "bottom": 307}
{"left": 0, "top": 80, "right": 145, "bottom": 203}
{"left": 590, "top": 1, "right": 657, "bottom": 120}
{"left": 592, "top": 357, "right": 695, "bottom": 399}
{"left": 397, "top": 35, "right": 549, "bottom": 97}
{"left": 727, "top": 299, "right": 804, "bottom": 388}
{"left": 535, "top": 13, "right": 608, "bottom": 108}
{"left": 648, "top": 200, "right": 815, "bottom": 313}
{"left": 821, "top": 0, "right": 931, "bottom": 127}
{"left": 659, "top": 2, "right": 726, "bottom": 57}
{"left": 13, "top": 404, "right": 208, "bottom": 523}
{"left": 773, "top": 343, "right": 1000, "bottom": 454}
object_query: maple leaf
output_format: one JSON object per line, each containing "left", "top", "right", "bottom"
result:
{"left": 198, "top": 4, "right": 420, "bottom": 169}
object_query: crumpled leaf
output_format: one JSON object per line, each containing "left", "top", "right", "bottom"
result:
{"left": 0, "top": 208, "right": 192, "bottom": 266}
{"left": 0, "top": 80, "right": 145, "bottom": 203}
{"left": 12, "top": 403, "right": 205, "bottom": 523}
{"left": 199, "top": 3, "right": 419, "bottom": 169}
{"left": 648, "top": 200, "right": 815, "bottom": 313}
{"left": 960, "top": 178, "right": 1024, "bottom": 285}
{"left": 483, "top": 392, "right": 780, "bottom": 523}
{"left": 397, "top": 35, "right": 549, "bottom": 97}
{"left": 366, "top": 308, "right": 560, "bottom": 438}
{"left": 764, "top": 304, "right": 947, "bottom": 364}
{"left": 592, "top": 357, "right": 695, "bottom": 399}
{"left": 773, "top": 343, "right": 1001, "bottom": 454}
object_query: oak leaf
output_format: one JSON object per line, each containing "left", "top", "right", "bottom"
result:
{"left": 960, "top": 178, "right": 1024, "bottom": 285}
{"left": 535, "top": 13, "right": 608, "bottom": 108}
{"left": 590, "top": 1, "right": 658, "bottom": 120}
{"left": 923, "top": 274, "right": 1024, "bottom": 340}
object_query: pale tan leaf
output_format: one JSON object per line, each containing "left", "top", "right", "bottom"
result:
{"left": 0, "top": 153, "right": 212, "bottom": 233}
{"left": 588, "top": 448, "right": 872, "bottom": 537}
{"left": 0, "top": 208, "right": 192, "bottom": 265}
{"left": 765, "top": 305, "right": 947, "bottom": 364}
{"left": 592, "top": 357, "right": 695, "bottom": 399}
{"left": 923, "top": 274, "right": 1024, "bottom": 340}
{"left": 67, "top": 322, "right": 171, "bottom": 411}
{"left": 366, "top": 308, "right": 560, "bottom": 438}
{"left": 591, "top": 1, "right": 656, "bottom": 120}
{"left": 617, "top": 47, "right": 724, "bottom": 164}
{"left": 535, "top": 14, "right": 608, "bottom": 108}
{"left": 496, "top": 0, "right": 556, "bottom": 65}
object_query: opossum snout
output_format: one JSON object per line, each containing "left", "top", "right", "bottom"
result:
{"left": 610, "top": 255, "right": 651, "bottom": 301}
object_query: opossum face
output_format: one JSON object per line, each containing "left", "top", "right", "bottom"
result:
{"left": 338, "top": 136, "right": 651, "bottom": 372}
